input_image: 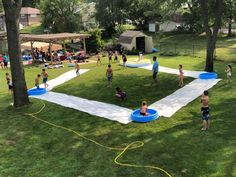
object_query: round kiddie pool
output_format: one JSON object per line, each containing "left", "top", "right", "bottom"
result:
{"left": 68, "top": 63, "right": 76, "bottom": 67}
{"left": 131, "top": 109, "right": 159, "bottom": 123}
{"left": 28, "top": 88, "right": 47, "bottom": 96}
{"left": 120, "top": 59, "right": 151, "bottom": 68}
{"left": 199, "top": 72, "right": 218, "bottom": 79}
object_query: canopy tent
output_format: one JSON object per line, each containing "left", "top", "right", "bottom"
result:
{"left": 21, "top": 41, "right": 62, "bottom": 51}
{"left": 20, "top": 33, "right": 90, "bottom": 62}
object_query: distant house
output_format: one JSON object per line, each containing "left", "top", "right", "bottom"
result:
{"left": 118, "top": 31, "right": 153, "bottom": 53}
{"left": 149, "top": 13, "right": 183, "bottom": 32}
{"left": 0, "top": 7, "right": 41, "bottom": 31}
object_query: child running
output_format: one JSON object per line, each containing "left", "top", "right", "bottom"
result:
{"left": 106, "top": 64, "right": 113, "bottom": 88}
{"left": 115, "top": 87, "right": 127, "bottom": 101}
{"left": 179, "top": 64, "right": 184, "bottom": 87}
{"left": 41, "top": 69, "right": 49, "bottom": 88}
{"left": 225, "top": 64, "right": 232, "bottom": 83}
{"left": 200, "top": 90, "right": 210, "bottom": 131}
{"left": 35, "top": 74, "right": 41, "bottom": 89}
{"left": 96, "top": 52, "right": 102, "bottom": 66}
{"left": 75, "top": 61, "right": 80, "bottom": 76}
{"left": 140, "top": 101, "right": 148, "bottom": 116}
{"left": 5, "top": 73, "right": 13, "bottom": 93}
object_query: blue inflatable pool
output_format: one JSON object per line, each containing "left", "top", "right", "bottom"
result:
{"left": 131, "top": 109, "right": 159, "bottom": 123}
{"left": 152, "top": 47, "right": 158, "bottom": 53}
{"left": 199, "top": 72, "right": 218, "bottom": 79}
{"left": 28, "top": 88, "right": 47, "bottom": 96}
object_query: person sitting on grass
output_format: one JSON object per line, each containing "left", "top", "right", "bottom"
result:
{"left": 115, "top": 87, "right": 127, "bottom": 101}
{"left": 35, "top": 74, "right": 41, "bottom": 89}
{"left": 106, "top": 64, "right": 113, "bottom": 88}
{"left": 179, "top": 64, "right": 184, "bottom": 87}
{"left": 140, "top": 101, "right": 148, "bottom": 116}
{"left": 201, "top": 90, "right": 210, "bottom": 131}
{"left": 225, "top": 64, "right": 232, "bottom": 83}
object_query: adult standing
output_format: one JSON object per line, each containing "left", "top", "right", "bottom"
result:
{"left": 152, "top": 56, "right": 159, "bottom": 83}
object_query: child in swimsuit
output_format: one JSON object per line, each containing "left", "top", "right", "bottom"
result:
{"left": 115, "top": 87, "right": 127, "bottom": 101}
{"left": 75, "top": 61, "right": 80, "bottom": 76}
{"left": 35, "top": 74, "right": 41, "bottom": 89}
{"left": 5, "top": 73, "right": 13, "bottom": 93}
{"left": 122, "top": 54, "right": 127, "bottom": 68}
{"left": 225, "top": 65, "right": 232, "bottom": 83}
{"left": 114, "top": 50, "right": 118, "bottom": 62}
{"left": 106, "top": 65, "right": 113, "bottom": 88}
{"left": 179, "top": 64, "right": 184, "bottom": 87}
{"left": 140, "top": 101, "right": 148, "bottom": 116}
{"left": 97, "top": 52, "right": 101, "bottom": 66}
{"left": 41, "top": 69, "right": 49, "bottom": 88}
{"left": 201, "top": 90, "right": 210, "bottom": 131}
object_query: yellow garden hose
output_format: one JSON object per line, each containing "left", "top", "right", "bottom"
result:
{"left": 24, "top": 101, "right": 172, "bottom": 177}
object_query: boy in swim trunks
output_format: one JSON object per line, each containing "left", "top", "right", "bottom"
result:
{"left": 179, "top": 64, "right": 184, "bottom": 87}
{"left": 41, "top": 69, "right": 49, "bottom": 88}
{"left": 201, "top": 90, "right": 210, "bottom": 131}
{"left": 140, "top": 101, "right": 148, "bottom": 116}
{"left": 35, "top": 74, "right": 41, "bottom": 89}
{"left": 106, "top": 64, "right": 113, "bottom": 88}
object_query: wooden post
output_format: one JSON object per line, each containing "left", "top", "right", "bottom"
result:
{"left": 49, "top": 42, "right": 52, "bottom": 65}
{"left": 30, "top": 41, "right": 34, "bottom": 61}
{"left": 83, "top": 38, "right": 86, "bottom": 53}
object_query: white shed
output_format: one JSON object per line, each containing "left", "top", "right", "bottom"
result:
{"left": 118, "top": 31, "right": 153, "bottom": 53}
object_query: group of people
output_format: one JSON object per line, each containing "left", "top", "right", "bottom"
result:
{"left": 0, "top": 54, "right": 9, "bottom": 69}
{"left": 96, "top": 51, "right": 127, "bottom": 67}
{"left": 34, "top": 69, "right": 49, "bottom": 89}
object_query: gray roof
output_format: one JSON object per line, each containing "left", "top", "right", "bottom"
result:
{"left": 118, "top": 31, "right": 145, "bottom": 44}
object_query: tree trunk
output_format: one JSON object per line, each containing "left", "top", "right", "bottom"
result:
{"left": 228, "top": 16, "right": 232, "bottom": 37}
{"left": 199, "top": 0, "right": 223, "bottom": 72}
{"left": 2, "top": 0, "right": 29, "bottom": 107}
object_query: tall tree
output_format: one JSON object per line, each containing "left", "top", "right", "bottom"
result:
{"left": 223, "top": 0, "right": 236, "bottom": 37}
{"left": 2, "top": 0, "right": 29, "bottom": 107}
{"left": 199, "top": 0, "right": 224, "bottom": 72}
{"left": 40, "top": 0, "right": 82, "bottom": 33}
{"left": 95, "top": 0, "right": 129, "bottom": 36}
{"left": 22, "top": 0, "right": 40, "bottom": 7}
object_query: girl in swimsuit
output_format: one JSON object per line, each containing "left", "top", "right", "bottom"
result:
{"left": 225, "top": 65, "right": 232, "bottom": 83}
{"left": 179, "top": 64, "right": 184, "bottom": 87}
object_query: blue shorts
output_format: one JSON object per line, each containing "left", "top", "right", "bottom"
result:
{"left": 201, "top": 107, "right": 210, "bottom": 121}
{"left": 108, "top": 76, "right": 113, "bottom": 81}
{"left": 43, "top": 78, "right": 48, "bottom": 83}
{"left": 153, "top": 72, "right": 158, "bottom": 79}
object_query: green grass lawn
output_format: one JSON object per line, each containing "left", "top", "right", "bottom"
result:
{"left": 0, "top": 47, "right": 236, "bottom": 176}
{"left": 20, "top": 24, "right": 44, "bottom": 34}
{"left": 151, "top": 33, "right": 236, "bottom": 62}
{"left": 53, "top": 62, "right": 193, "bottom": 109}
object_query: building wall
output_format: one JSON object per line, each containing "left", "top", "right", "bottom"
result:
{"left": 160, "top": 21, "right": 181, "bottom": 32}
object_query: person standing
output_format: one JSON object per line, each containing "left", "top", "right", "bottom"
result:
{"left": 179, "top": 64, "right": 184, "bottom": 87}
{"left": 5, "top": 73, "right": 13, "bottom": 93}
{"left": 225, "top": 65, "right": 232, "bottom": 83}
{"left": 201, "top": 90, "right": 210, "bottom": 131}
{"left": 152, "top": 56, "right": 159, "bottom": 83}
{"left": 122, "top": 54, "right": 127, "bottom": 68}
{"left": 108, "top": 50, "right": 112, "bottom": 64}
{"left": 96, "top": 52, "right": 102, "bottom": 66}
{"left": 3, "top": 53, "right": 9, "bottom": 69}
{"left": 114, "top": 50, "right": 119, "bottom": 62}
{"left": 106, "top": 64, "right": 113, "bottom": 88}
{"left": 75, "top": 61, "right": 80, "bottom": 76}
{"left": 41, "top": 69, "right": 49, "bottom": 88}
